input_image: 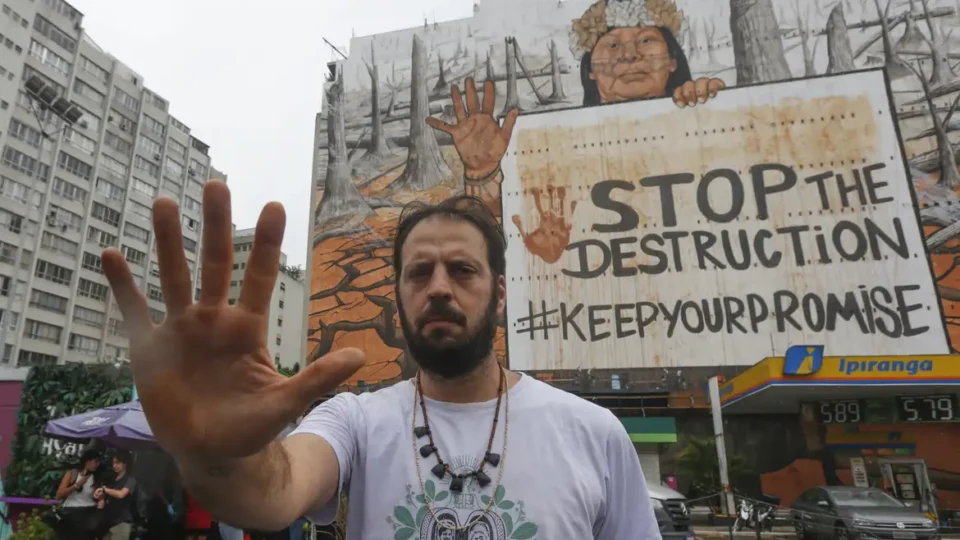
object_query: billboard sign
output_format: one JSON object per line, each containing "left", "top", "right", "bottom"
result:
{"left": 501, "top": 70, "right": 948, "bottom": 370}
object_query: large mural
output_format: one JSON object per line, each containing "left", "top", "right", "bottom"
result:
{"left": 308, "top": 0, "right": 960, "bottom": 390}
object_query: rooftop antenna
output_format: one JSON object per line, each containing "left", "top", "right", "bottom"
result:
{"left": 322, "top": 37, "right": 348, "bottom": 60}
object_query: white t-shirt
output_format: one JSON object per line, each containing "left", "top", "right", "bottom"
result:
{"left": 291, "top": 373, "right": 661, "bottom": 540}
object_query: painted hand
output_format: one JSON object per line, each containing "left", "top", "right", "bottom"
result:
{"left": 101, "top": 182, "right": 363, "bottom": 460}
{"left": 672, "top": 78, "right": 725, "bottom": 107}
{"left": 426, "top": 77, "right": 519, "bottom": 180}
{"left": 511, "top": 186, "right": 577, "bottom": 264}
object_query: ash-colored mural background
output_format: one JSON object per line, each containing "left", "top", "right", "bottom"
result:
{"left": 308, "top": 0, "right": 960, "bottom": 389}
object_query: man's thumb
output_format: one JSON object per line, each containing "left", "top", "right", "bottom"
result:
{"left": 282, "top": 347, "right": 365, "bottom": 408}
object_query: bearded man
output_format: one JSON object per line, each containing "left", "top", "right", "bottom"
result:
{"left": 102, "top": 180, "right": 660, "bottom": 540}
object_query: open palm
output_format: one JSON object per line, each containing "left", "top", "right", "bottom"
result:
{"left": 102, "top": 182, "right": 363, "bottom": 460}
{"left": 427, "top": 78, "right": 518, "bottom": 180}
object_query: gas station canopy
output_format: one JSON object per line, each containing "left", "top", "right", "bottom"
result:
{"left": 718, "top": 348, "right": 960, "bottom": 415}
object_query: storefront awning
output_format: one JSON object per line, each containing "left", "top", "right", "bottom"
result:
{"left": 620, "top": 417, "right": 677, "bottom": 443}
{"left": 718, "top": 348, "right": 960, "bottom": 415}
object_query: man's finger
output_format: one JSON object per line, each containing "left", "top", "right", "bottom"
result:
{"left": 199, "top": 181, "right": 233, "bottom": 305}
{"left": 102, "top": 249, "right": 153, "bottom": 340}
{"left": 425, "top": 116, "right": 455, "bottom": 134}
{"left": 465, "top": 78, "right": 480, "bottom": 115}
{"left": 695, "top": 78, "right": 710, "bottom": 103}
{"left": 500, "top": 108, "right": 520, "bottom": 141}
{"left": 152, "top": 198, "right": 193, "bottom": 315}
{"left": 451, "top": 84, "right": 466, "bottom": 122}
{"left": 238, "top": 202, "right": 285, "bottom": 315}
{"left": 280, "top": 348, "right": 365, "bottom": 411}
{"left": 481, "top": 80, "right": 496, "bottom": 115}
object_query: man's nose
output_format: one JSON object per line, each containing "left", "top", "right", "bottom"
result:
{"left": 425, "top": 268, "right": 454, "bottom": 300}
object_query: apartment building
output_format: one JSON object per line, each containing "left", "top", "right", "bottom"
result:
{"left": 229, "top": 226, "right": 305, "bottom": 372}
{"left": 0, "top": 0, "right": 214, "bottom": 366}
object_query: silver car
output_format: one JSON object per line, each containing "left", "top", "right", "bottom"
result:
{"left": 790, "top": 486, "right": 938, "bottom": 540}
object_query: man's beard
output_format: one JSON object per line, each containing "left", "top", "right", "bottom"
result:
{"left": 397, "top": 292, "right": 499, "bottom": 380}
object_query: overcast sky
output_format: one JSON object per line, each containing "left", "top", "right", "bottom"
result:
{"left": 68, "top": 0, "right": 474, "bottom": 267}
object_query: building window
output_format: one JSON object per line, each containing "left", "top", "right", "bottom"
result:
{"left": 73, "top": 305, "right": 105, "bottom": 329}
{"left": 78, "top": 108, "right": 101, "bottom": 133}
{"left": 41, "top": 231, "right": 78, "bottom": 258}
{"left": 91, "top": 202, "right": 121, "bottom": 227}
{"left": 0, "top": 241, "right": 15, "bottom": 265}
{"left": 100, "top": 154, "right": 129, "bottom": 179}
{"left": 142, "top": 115, "right": 165, "bottom": 138}
{"left": 18, "top": 349, "right": 57, "bottom": 366}
{"left": 95, "top": 177, "right": 124, "bottom": 202}
{"left": 112, "top": 87, "right": 140, "bottom": 112}
{"left": 78, "top": 56, "right": 108, "bottom": 84}
{"left": 183, "top": 237, "right": 197, "bottom": 253}
{"left": 42, "top": 0, "right": 81, "bottom": 23}
{"left": 109, "top": 109, "right": 136, "bottom": 134}
{"left": 280, "top": 283, "right": 286, "bottom": 292}
{"left": 184, "top": 197, "right": 201, "bottom": 214}
{"left": 108, "top": 318, "right": 126, "bottom": 337}
{"left": 77, "top": 278, "right": 108, "bottom": 301}
{"left": 138, "top": 136, "right": 162, "bottom": 158}
{"left": 134, "top": 156, "right": 159, "bottom": 178}
{"left": 165, "top": 178, "right": 183, "bottom": 197}
{"left": 28, "top": 40, "right": 72, "bottom": 77}
{"left": 8, "top": 118, "right": 43, "bottom": 148}
{"left": 129, "top": 200, "right": 151, "bottom": 220}
{"left": 81, "top": 252, "right": 103, "bottom": 273}
{"left": 104, "top": 344, "right": 127, "bottom": 361}
{"left": 148, "top": 308, "right": 164, "bottom": 324}
{"left": 277, "top": 318, "right": 283, "bottom": 327}
{"left": 278, "top": 300, "right": 284, "bottom": 309}
{"left": 131, "top": 178, "right": 157, "bottom": 198}
{"left": 29, "top": 289, "right": 68, "bottom": 314}
{"left": 2, "top": 145, "right": 50, "bottom": 179}
{"left": 73, "top": 79, "right": 105, "bottom": 106}
{"left": 104, "top": 132, "right": 132, "bottom": 155}
{"left": 275, "top": 336, "right": 281, "bottom": 346}
{"left": 149, "top": 261, "right": 160, "bottom": 278}
{"left": 147, "top": 284, "right": 163, "bottom": 302}
{"left": 47, "top": 204, "right": 82, "bottom": 232}
{"left": 0, "top": 175, "right": 42, "bottom": 207}
{"left": 33, "top": 15, "right": 76, "bottom": 52}
{"left": 164, "top": 157, "right": 184, "bottom": 178}
{"left": 63, "top": 128, "right": 97, "bottom": 155}
{"left": 34, "top": 259, "right": 72, "bottom": 285}
{"left": 68, "top": 333, "right": 100, "bottom": 356}
{"left": 57, "top": 151, "right": 92, "bottom": 180}
{"left": 121, "top": 245, "right": 146, "bottom": 267}
{"left": 24, "top": 320, "right": 63, "bottom": 343}
{"left": 123, "top": 222, "right": 150, "bottom": 243}
{"left": 86, "top": 226, "right": 117, "bottom": 248}
{"left": 52, "top": 177, "right": 88, "bottom": 203}
{"left": 167, "top": 139, "right": 186, "bottom": 158}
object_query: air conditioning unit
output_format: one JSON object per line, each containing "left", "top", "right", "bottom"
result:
{"left": 188, "top": 169, "right": 195, "bottom": 177}
{"left": 153, "top": 153, "right": 161, "bottom": 160}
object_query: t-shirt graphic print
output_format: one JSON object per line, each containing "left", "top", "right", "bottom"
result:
{"left": 391, "top": 479, "right": 538, "bottom": 540}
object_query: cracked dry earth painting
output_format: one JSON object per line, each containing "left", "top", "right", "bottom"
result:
{"left": 309, "top": 0, "right": 960, "bottom": 392}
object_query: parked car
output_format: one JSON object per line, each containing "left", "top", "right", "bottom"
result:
{"left": 650, "top": 483, "right": 693, "bottom": 540}
{"left": 790, "top": 486, "right": 938, "bottom": 540}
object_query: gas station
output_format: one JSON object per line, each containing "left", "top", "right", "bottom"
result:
{"left": 718, "top": 346, "right": 960, "bottom": 521}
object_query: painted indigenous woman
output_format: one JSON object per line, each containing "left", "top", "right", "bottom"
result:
{"left": 571, "top": 0, "right": 725, "bottom": 107}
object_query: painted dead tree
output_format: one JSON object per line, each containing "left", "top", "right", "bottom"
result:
{"left": 871, "top": 0, "right": 909, "bottom": 76}
{"left": 547, "top": 39, "right": 568, "bottom": 102}
{"left": 920, "top": 0, "right": 957, "bottom": 86}
{"left": 826, "top": 2, "right": 856, "bottom": 73}
{"left": 729, "top": 0, "right": 792, "bottom": 84}
{"left": 501, "top": 37, "right": 521, "bottom": 115}
{"left": 909, "top": 60, "right": 960, "bottom": 188}
{"left": 388, "top": 35, "right": 453, "bottom": 192}
{"left": 314, "top": 76, "right": 376, "bottom": 240}
{"left": 793, "top": 0, "right": 819, "bottom": 76}
{"left": 353, "top": 42, "right": 396, "bottom": 176}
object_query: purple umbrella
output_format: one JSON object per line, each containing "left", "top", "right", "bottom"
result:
{"left": 44, "top": 401, "right": 155, "bottom": 450}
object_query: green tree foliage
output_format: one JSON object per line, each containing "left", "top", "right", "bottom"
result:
{"left": 676, "top": 436, "right": 751, "bottom": 503}
{"left": 3, "top": 364, "right": 132, "bottom": 497}
{"left": 8, "top": 509, "right": 56, "bottom": 540}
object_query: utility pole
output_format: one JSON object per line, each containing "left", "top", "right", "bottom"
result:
{"left": 708, "top": 375, "right": 737, "bottom": 517}
{"left": 0, "top": 75, "right": 84, "bottom": 365}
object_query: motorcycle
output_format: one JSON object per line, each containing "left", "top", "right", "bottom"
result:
{"left": 734, "top": 495, "right": 779, "bottom": 532}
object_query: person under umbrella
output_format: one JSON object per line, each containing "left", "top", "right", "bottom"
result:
{"left": 53, "top": 449, "right": 102, "bottom": 540}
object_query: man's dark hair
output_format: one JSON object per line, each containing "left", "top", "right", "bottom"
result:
{"left": 392, "top": 195, "right": 507, "bottom": 278}
{"left": 113, "top": 450, "right": 133, "bottom": 467}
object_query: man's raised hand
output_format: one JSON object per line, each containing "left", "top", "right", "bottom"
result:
{"left": 102, "top": 181, "right": 363, "bottom": 460}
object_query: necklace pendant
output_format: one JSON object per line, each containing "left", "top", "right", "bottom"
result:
{"left": 431, "top": 463, "right": 446, "bottom": 479}
{"left": 413, "top": 426, "right": 430, "bottom": 438}
{"left": 419, "top": 444, "right": 436, "bottom": 458}
{"left": 475, "top": 470, "right": 491, "bottom": 488}
{"left": 450, "top": 475, "right": 464, "bottom": 493}
{"left": 484, "top": 452, "right": 501, "bottom": 467}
